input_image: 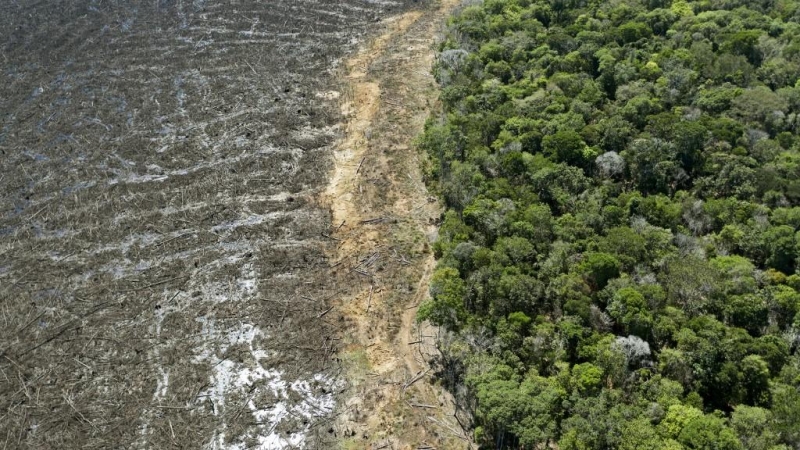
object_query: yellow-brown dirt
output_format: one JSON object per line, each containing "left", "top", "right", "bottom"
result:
{"left": 323, "top": 0, "right": 473, "bottom": 448}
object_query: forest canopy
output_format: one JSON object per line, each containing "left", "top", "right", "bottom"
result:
{"left": 419, "top": 0, "right": 800, "bottom": 447}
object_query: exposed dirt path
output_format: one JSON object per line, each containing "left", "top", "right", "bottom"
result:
{"left": 323, "top": 0, "right": 472, "bottom": 448}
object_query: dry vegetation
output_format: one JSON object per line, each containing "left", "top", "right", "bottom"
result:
{"left": 0, "top": 0, "right": 424, "bottom": 448}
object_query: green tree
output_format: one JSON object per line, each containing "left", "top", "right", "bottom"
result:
{"left": 542, "top": 129, "right": 588, "bottom": 167}
{"left": 731, "top": 405, "right": 779, "bottom": 450}
{"left": 771, "top": 383, "right": 800, "bottom": 447}
{"left": 571, "top": 362, "right": 603, "bottom": 394}
{"left": 618, "top": 418, "right": 665, "bottom": 450}
{"left": 659, "top": 404, "right": 704, "bottom": 438}
{"left": 731, "top": 87, "right": 788, "bottom": 135}
{"left": 608, "top": 287, "right": 654, "bottom": 338}
{"left": 724, "top": 294, "right": 768, "bottom": 335}
{"left": 578, "top": 252, "right": 621, "bottom": 291}
{"left": 764, "top": 225, "right": 796, "bottom": 273}
{"left": 418, "top": 267, "right": 468, "bottom": 329}
{"left": 678, "top": 413, "right": 743, "bottom": 450}
{"left": 722, "top": 30, "right": 764, "bottom": 66}
{"left": 661, "top": 257, "right": 721, "bottom": 315}
{"left": 672, "top": 121, "right": 708, "bottom": 176}
{"left": 740, "top": 355, "right": 771, "bottom": 407}
{"left": 622, "top": 138, "right": 684, "bottom": 194}
{"left": 617, "top": 22, "right": 653, "bottom": 44}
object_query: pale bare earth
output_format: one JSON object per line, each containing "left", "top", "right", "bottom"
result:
{"left": 323, "top": 0, "right": 474, "bottom": 448}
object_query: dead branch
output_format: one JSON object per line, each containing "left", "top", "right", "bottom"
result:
{"left": 355, "top": 156, "right": 366, "bottom": 174}
{"left": 317, "top": 306, "right": 335, "bottom": 318}
{"left": 366, "top": 284, "right": 374, "bottom": 313}
{"left": 359, "top": 217, "right": 388, "bottom": 225}
{"left": 402, "top": 368, "right": 430, "bottom": 391}
{"left": 407, "top": 401, "right": 437, "bottom": 409}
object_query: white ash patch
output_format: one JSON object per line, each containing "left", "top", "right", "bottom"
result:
{"left": 107, "top": 172, "right": 169, "bottom": 185}
{"left": 103, "top": 144, "right": 298, "bottom": 187}
{"left": 315, "top": 90, "right": 340, "bottom": 100}
{"left": 195, "top": 321, "right": 337, "bottom": 450}
{"left": 238, "top": 262, "right": 258, "bottom": 296}
{"left": 211, "top": 214, "right": 271, "bottom": 233}
{"left": 153, "top": 367, "right": 170, "bottom": 402}
{"left": 289, "top": 124, "right": 338, "bottom": 147}
{"left": 265, "top": 192, "right": 294, "bottom": 202}
{"left": 90, "top": 232, "right": 161, "bottom": 256}
{"left": 28, "top": 227, "right": 79, "bottom": 241}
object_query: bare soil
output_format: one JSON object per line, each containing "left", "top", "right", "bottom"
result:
{"left": 324, "top": 0, "right": 474, "bottom": 448}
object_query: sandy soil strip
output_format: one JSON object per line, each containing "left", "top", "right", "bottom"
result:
{"left": 323, "top": 0, "right": 473, "bottom": 448}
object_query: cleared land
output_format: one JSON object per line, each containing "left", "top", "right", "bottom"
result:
{"left": 0, "top": 0, "right": 421, "bottom": 448}
{"left": 324, "top": 0, "right": 473, "bottom": 447}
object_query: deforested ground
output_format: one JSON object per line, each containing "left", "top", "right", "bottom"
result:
{"left": 323, "top": 0, "right": 474, "bottom": 447}
{"left": 0, "top": 0, "right": 424, "bottom": 448}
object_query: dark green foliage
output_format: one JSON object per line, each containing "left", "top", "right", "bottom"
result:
{"left": 577, "top": 252, "right": 621, "bottom": 291}
{"left": 421, "top": 0, "right": 800, "bottom": 447}
{"left": 542, "top": 130, "right": 587, "bottom": 167}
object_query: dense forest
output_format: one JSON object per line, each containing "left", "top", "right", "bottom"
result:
{"left": 418, "top": 0, "right": 800, "bottom": 447}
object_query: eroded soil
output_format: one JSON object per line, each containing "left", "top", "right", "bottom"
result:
{"left": 324, "top": 0, "right": 473, "bottom": 447}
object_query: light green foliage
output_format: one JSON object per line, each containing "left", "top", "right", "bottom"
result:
{"left": 671, "top": 0, "right": 694, "bottom": 17}
{"left": 771, "top": 383, "right": 800, "bottom": 446}
{"left": 571, "top": 363, "right": 603, "bottom": 394}
{"left": 660, "top": 404, "right": 704, "bottom": 438}
{"left": 740, "top": 355, "right": 772, "bottom": 406}
{"left": 731, "top": 406, "right": 780, "bottom": 450}
{"left": 618, "top": 418, "right": 666, "bottom": 450}
{"left": 469, "top": 363, "right": 565, "bottom": 448}
{"left": 678, "top": 414, "right": 743, "bottom": 450}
